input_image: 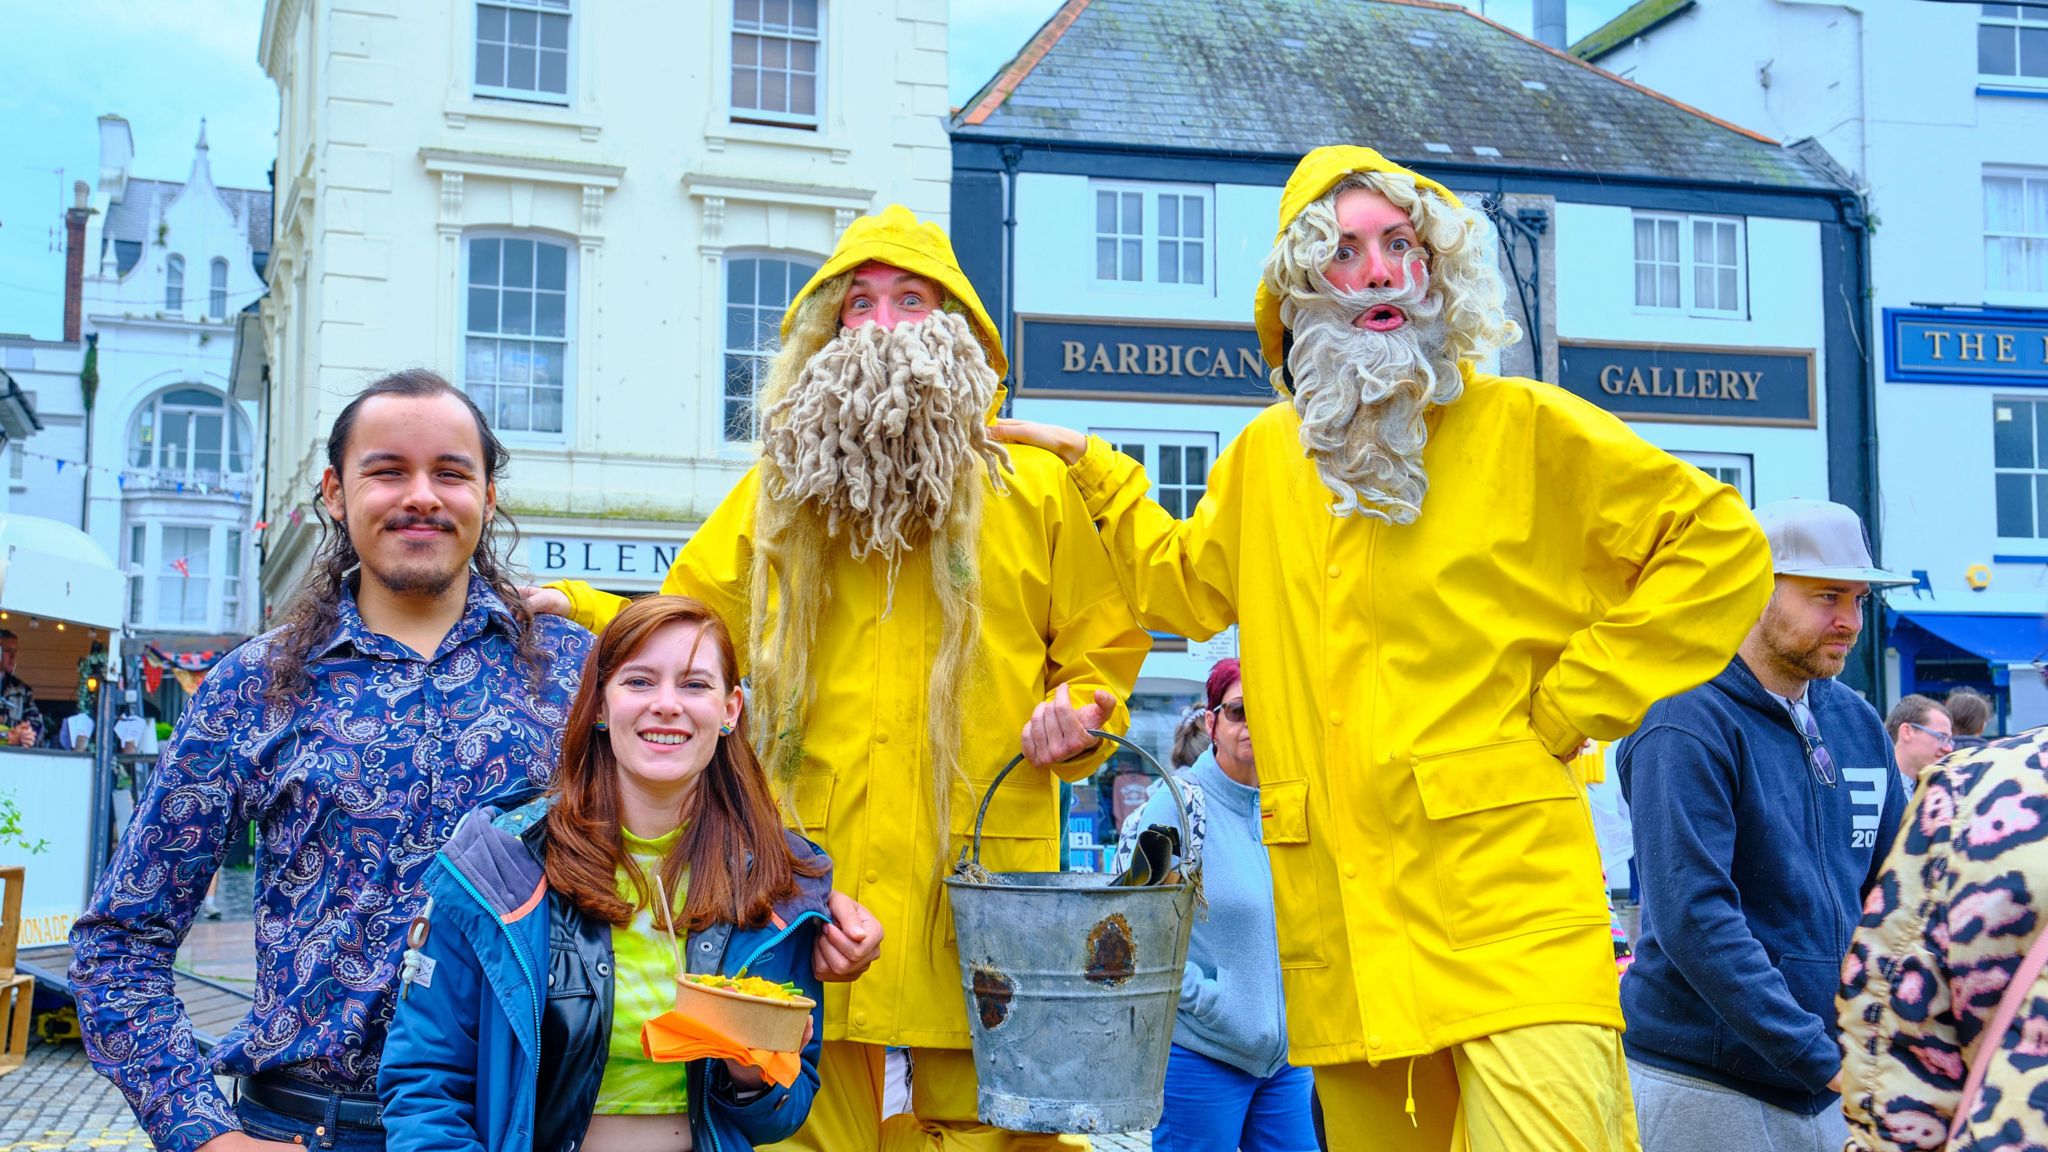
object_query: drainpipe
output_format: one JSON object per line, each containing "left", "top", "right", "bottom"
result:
{"left": 1848, "top": 190, "right": 1885, "bottom": 699}
{"left": 1000, "top": 144, "right": 1021, "bottom": 415}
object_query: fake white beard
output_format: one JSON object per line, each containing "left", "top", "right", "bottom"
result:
{"left": 1282, "top": 275, "right": 1462, "bottom": 524}
{"left": 758, "top": 311, "right": 1009, "bottom": 564}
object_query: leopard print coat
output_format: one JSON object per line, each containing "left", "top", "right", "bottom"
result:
{"left": 1838, "top": 727, "right": 2048, "bottom": 1151}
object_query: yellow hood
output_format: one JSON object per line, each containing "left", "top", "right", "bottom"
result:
{"left": 1254, "top": 146, "right": 1462, "bottom": 369}
{"left": 783, "top": 204, "right": 1008, "bottom": 380}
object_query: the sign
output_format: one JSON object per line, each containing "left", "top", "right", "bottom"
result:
{"left": 1557, "top": 340, "right": 1816, "bottom": 428}
{"left": 1014, "top": 315, "right": 1275, "bottom": 405}
{"left": 527, "top": 536, "right": 681, "bottom": 584}
{"left": 1885, "top": 308, "right": 2048, "bottom": 386}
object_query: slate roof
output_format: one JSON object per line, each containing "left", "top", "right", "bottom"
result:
{"left": 101, "top": 178, "right": 273, "bottom": 277}
{"left": 1571, "top": 0, "right": 1695, "bottom": 62}
{"left": 953, "top": 0, "right": 1839, "bottom": 194}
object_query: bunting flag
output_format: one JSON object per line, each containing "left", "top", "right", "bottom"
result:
{"left": 14, "top": 447, "right": 256, "bottom": 503}
{"left": 144, "top": 664, "right": 163, "bottom": 694}
{"left": 289, "top": 506, "right": 304, "bottom": 526}
{"left": 145, "top": 644, "right": 231, "bottom": 672}
{"left": 171, "top": 557, "right": 190, "bottom": 578}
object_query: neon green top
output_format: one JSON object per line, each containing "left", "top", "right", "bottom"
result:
{"left": 593, "top": 825, "right": 690, "bottom": 1115}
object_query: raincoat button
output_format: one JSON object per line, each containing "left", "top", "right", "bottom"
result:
{"left": 876, "top": 732, "right": 890, "bottom": 744}
{"left": 1344, "top": 864, "right": 1358, "bottom": 879}
{"left": 865, "top": 870, "right": 881, "bottom": 885}
{"left": 547, "top": 973, "right": 556, "bottom": 987}
{"left": 854, "top": 1011, "right": 867, "bottom": 1027}
{"left": 596, "top": 961, "right": 611, "bottom": 977}
{"left": 1329, "top": 710, "right": 1345, "bottom": 726}
{"left": 1368, "top": 1034, "right": 1382, "bottom": 1048}
{"left": 1327, "top": 565, "right": 1341, "bottom": 579}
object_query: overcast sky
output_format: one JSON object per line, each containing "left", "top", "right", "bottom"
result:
{"left": 0, "top": 0, "right": 1635, "bottom": 340}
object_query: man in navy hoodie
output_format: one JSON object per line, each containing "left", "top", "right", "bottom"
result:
{"left": 1619, "top": 498, "right": 1913, "bottom": 1151}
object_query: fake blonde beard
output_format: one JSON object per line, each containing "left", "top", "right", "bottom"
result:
{"left": 750, "top": 310, "right": 1008, "bottom": 866}
{"left": 1282, "top": 272, "right": 1462, "bottom": 524}
{"left": 759, "top": 312, "right": 1010, "bottom": 572}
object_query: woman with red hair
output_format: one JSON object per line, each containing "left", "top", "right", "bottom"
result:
{"left": 380, "top": 595, "right": 833, "bottom": 1152}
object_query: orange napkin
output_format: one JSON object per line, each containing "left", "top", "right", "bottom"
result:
{"left": 641, "top": 1010, "right": 804, "bottom": 1089}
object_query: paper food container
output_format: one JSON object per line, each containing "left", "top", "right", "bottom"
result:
{"left": 674, "top": 975, "right": 815, "bottom": 1052}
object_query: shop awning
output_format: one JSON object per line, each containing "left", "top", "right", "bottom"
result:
{"left": 0, "top": 514, "right": 125, "bottom": 630}
{"left": 1891, "top": 610, "right": 2046, "bottom": 666}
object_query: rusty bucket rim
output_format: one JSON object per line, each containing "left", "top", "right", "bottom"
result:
{"left": 956, "top": 729, "right": 1199, "bottom": 882}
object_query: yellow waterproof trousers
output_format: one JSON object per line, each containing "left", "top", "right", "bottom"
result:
{"left": 1315, "top": 1024, "right": 1641, "bottom": 1152}
{"left": 764, "top": 1041, "right": 1089, "bottom": 1152}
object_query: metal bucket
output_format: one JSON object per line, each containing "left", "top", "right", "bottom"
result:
{"left": 944, "top": 731, "right": 1198, "bottom": 1134}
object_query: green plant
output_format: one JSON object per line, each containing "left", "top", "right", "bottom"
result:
{"left": 79, "top": 337, "right": 99, "bottom": 411}
{"left": 0, "top": 790, "right": 49, "bottom": 855}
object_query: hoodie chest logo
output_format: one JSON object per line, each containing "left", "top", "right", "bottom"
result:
{"left": 1841, "top": 766, "right": 1889, "bottom": 849}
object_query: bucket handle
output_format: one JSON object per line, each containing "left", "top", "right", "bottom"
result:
{"left": 962, "top": 729, "right": 1195, "bottom": 878}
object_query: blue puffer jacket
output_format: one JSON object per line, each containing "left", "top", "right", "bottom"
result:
{"left": 378, "top": 796, "right": 831, "bottom": 1152}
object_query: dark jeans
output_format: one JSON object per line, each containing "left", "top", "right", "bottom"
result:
{"left": 235, "top": 1095, "right": 388, "bottom": 1152}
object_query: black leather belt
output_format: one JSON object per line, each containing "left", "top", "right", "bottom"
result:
{"left": 240, "top": 1069, "right": 385, "bottom": 1131}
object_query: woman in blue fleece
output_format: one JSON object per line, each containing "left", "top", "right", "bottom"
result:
{"left": 1123, "top": 659, "right": 1314, "bottom": 1152}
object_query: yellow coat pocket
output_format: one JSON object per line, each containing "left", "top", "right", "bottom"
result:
{"left": 1260, "top": 779, "right": 1310, "bottom": 844}
{"left": 1413, "top": 740, "right": 1605, "bottom": 950}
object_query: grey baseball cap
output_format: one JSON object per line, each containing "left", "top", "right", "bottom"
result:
{"left": 1753, "top": 498, "right": 1916, "bottom": 587}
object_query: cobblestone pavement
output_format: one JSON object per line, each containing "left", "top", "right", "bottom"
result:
{"left": 0, "top": 1039, "right": 151, "bottom": 1151}
{"left": 0, "top": 1036, "right": 1156, "bottom": 1151}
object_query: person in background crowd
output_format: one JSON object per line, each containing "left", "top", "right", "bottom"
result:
{"left": 1838, "top": 711, "right": 2048, "bottom": 1146}
{"left": 1118, "top": 658, "right": 1316, "bottom": 1152}
{"left": 380, "top": 596, "right": 831, "bottom": 1152}
{"left": 1944, "top": 685, "right": 1992, "bottom": 751}
{"left": 1884, "top": 694, "right": 1953, "bottom": 785}
{"left": 1112, "top": 705, "right": 1215, "bottom": 871}
{"left": 1171, "top": 703, "right": 1212, "bottom": 772}
{"left": 1618, "top": 498, "right": 1912, "bottom": 1152}
{"left": 0, "top": 629, "right": 46, "bottom": 747}
{"left": 993, "top": 144, "right": 1771, "bottom": 1152}
{"left": 525, "top": 206, "right": 1148, "bottom": 1152}
{"left": 69, "top": 370, "right": 594, "bottom": 1152}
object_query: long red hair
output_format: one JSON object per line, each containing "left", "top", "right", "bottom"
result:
{"left": 544, "top": 595, "right": 825, "bottom": 930}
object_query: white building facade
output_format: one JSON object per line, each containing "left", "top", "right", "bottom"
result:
{"left": 1582, "top": 0, "right": 2048, "bottom": 731}
{"left": 253, "top": 0, "right": 953, "bottom": 608}
{"left": 5, "top": 118, "right": 271, "bottom": 643}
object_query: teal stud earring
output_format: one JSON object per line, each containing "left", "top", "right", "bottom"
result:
{"left": 594, "top": 720, "right": 608, "bottom": 732}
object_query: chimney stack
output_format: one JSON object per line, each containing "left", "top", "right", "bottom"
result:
{"left": 1533, "top": 0, "right": 1568, "bottom": 49}
{"left": 63, "top": 181, "right": 92, "bottom": 344}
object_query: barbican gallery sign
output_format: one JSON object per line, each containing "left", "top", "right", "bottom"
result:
{"left": 1885, "top": 308, "right": 2048, "bottom": 387}
{"left": 1557, "top": 340, "right": 1817, "bottom": 427}
{"left": 1013, "top": 316, "right": 1276, "bottom": 404}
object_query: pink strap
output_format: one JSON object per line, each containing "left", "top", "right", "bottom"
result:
{"left": 1949, "top": 922, "right": 2048, "bottom": 1142}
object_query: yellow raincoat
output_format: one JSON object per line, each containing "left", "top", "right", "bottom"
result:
{"left": 1060, "top": 148, "right": 1773, "bottom": 1068}
{"left": 549, "top": 208, "right": 1150, "bottom": 1050}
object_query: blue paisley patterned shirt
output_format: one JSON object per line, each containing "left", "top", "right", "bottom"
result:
{"left": 68, "top": 577, "right": 590, "bottom": 1152}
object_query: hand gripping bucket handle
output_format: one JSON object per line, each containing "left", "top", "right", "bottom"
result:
{"left": 959, "top": 729, "right": 1196, "bottom": 879}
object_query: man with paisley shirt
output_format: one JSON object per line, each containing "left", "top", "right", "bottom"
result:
{"left": 67, "top": 372, "right": 587, "bottom": 1152}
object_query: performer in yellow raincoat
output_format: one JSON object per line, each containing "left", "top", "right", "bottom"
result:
{"left": 529, "top": 206, "right": 1150, "bottom": 1152}
{"left": 994, "top": 147, "right": 1773, "bottom": 1152}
